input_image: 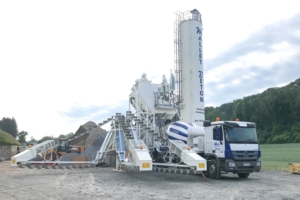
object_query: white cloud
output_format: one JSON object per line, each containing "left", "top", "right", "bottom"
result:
{"left": 270, "top": 42, "right": 290, "bottom": 51}
{"left": 293, "top": 30, "right": 300, "bottom": 37}
{"left": 237, "top": 47, "right": 297, "bottom": 68}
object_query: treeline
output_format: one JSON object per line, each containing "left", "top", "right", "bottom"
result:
{"left": 0, "top": 117, "right": 74, "bottom": 145}
{"left": 34, "top": 133, "right": 75, "bottom": 144}
{"left": 0, "top": 117, "right": 18, "bottom": 138}
{"left": 0, "top": 117, "right": 32, "bottom": 144}
{"left": 205, "top": 78, "right": 300, "bottom": 144}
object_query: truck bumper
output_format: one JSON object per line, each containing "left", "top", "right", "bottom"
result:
{"left": 224, "top": 159, "right": 261, "bottom": 173}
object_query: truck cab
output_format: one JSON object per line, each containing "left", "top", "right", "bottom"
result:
{"left": 202, "top": 121, "right": 261, "bottom": 179}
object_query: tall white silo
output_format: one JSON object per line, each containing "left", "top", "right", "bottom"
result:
{"left": 178, "top": 9, "right": 204, "bottom": 126}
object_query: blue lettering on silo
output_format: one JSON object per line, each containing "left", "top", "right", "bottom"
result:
{"left": 196, "top": 27, "right": 203, "bottom": 103}
{"left": 198, "top": 71, "right": 204, "bottom": 102}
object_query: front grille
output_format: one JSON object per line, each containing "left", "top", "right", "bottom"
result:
{"left": 232, "top": 151, "right": 259, "bottom": 160}
{"left": 235, "top": 151, "right": 254, "bottom": 154}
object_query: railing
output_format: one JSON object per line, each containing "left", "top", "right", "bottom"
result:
{"left": 154, "top": 92, "right": 175, "bottom": 108}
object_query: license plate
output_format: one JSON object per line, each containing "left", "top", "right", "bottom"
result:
{"left": 243, "top": 163, "right": 250, "bottom": 166}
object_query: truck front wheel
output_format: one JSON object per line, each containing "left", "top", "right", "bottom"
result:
{"left": 237, "top": 173, "right": 250, "bottom": 178}
{"left": 208, "top": 159, "right": 221, "bottom": 179}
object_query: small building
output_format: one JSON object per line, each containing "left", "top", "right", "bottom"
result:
{"left": 0, "top": 129, "right": 26, "bottom": 160}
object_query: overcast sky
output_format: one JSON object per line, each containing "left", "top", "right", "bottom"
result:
{"left": 1, "top": 0, "right": 300, "bottom": 140}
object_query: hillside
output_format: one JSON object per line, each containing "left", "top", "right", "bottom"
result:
{"left": 0, "top": 129, "right": 21, "bottom": 145}
{"left": 205, "top": 78, "right": 300, "bottom": 144}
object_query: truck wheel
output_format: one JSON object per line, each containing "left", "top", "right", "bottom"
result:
{"left": 238, "top": 173, "right": 250, "bottom": 179}
{"left": 208, "top": 159, "right": 221, "bottom": 179}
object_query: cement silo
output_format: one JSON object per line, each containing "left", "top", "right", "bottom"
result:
{"left": 174, "top": 9, "right": 204, "bottom": 126}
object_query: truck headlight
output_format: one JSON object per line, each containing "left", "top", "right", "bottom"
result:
{"left": 229, "top": 162, "right": 236, "bottom": 167}
{"left": 256, "top": 161, "right": 261, "bottom": 167}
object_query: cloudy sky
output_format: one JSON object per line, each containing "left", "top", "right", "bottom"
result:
{"left": 1, "top": 0, "right": 300, "bottom": 140}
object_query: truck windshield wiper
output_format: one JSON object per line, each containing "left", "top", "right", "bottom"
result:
{"left": 243, "top": 139, "right": 258, "bottom": 143}
{"left": 228, "top": 138, "right": 239, "bottom": 141}
{"left": 227, "top": 138, "right": 243, "bottom": 143}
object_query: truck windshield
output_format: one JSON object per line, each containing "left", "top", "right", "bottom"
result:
{"left": 224, "top": 127, "right": 258, "bottom": 144}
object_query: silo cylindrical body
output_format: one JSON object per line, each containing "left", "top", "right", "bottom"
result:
{"left": 180, "top": 10, "right": 204, "bottom": 126}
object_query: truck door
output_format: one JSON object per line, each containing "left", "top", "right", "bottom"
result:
{"left": 213, "top": 126, "right": 225, "bottom": 158}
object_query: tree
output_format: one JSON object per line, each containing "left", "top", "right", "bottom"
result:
{"left": 17, "top": 131, "right": 28, "bottom": 144}
{"left": 38, "top": 136, "right": 56, "bottom": 144}
{"left": 27, "top": 136, "right": 38, "bottom": 144}
{"left": 204, "top": 78, "right": 300, "bottom": 144}
{"left": 0, "top": 117, "right": 18, "bottom": 138}
{"left": 58, "top": 134, "right": 66, "bottom": 138}
{"left": 65, "top": 132, "right": 74, "bottom": 139}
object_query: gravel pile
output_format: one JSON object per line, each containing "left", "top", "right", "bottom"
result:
{"left": 81, "top": 132, "right": 107, "bottom": 161}
{"left": 84, "top": 127, "right": 105, "bottom": 149}
{"left": 58, "top": 131, "right": 107, "bottom": 162}
{"left": 56, "top": 121, "right": 108, "bottom": 162}
{"left": 70, "top": 121, "right": 106, "bottom": 150}
{"left": 74, "top": 121, "right": 97, "bottom": 136}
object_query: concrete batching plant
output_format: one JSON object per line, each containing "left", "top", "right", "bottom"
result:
{"left": 12, "top": 9, "right": 261, "bottom": 180}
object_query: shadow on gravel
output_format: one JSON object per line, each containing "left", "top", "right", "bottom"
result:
{"left": 120, "top": 171, "right": 209, "bottom": 183}
{"left": 214, "top": 174, "right": 259, "bottom": 182}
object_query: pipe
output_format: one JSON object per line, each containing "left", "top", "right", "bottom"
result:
{"left": 187, "top": 126, "right": 205, "bottom": 147}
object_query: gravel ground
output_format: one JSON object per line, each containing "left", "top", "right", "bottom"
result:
{"left": 0, "top": 161, "right": 299, "bottom": 200}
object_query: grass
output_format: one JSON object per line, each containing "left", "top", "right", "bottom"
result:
{"left": 0, "top": 129, "right": 21, "bottom": 145}
{"left": 260, "top": 143, "right": 300, "bottom": 170}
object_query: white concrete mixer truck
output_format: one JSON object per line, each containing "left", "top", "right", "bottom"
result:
{"left": 165, "top": 120, "right": 261, "bottom": 179}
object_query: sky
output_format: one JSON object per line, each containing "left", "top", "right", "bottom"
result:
{"left": 1, "top": 0, "right": 300, "bottom": 140}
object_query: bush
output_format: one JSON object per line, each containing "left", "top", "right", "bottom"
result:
{"left": 272, "top": 133, "right": 292, "bottom": 144}
{"left": 294, "top": 135, "right": 300, "bottom": 143}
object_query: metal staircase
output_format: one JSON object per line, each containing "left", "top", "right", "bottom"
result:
{"left": 94, "top": 112, "right": 152, "bottom": 172}
{"left": 93, "top": 130, "right": 114, "bottom": 164}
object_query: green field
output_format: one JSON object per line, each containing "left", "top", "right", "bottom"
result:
{"left": 0, "top": 129, "right": 21, "bottom": 145}
{"left": 260, "top": 143, "right": 300, "bottom": 170}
